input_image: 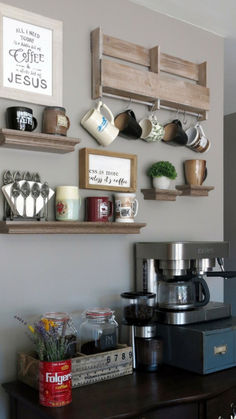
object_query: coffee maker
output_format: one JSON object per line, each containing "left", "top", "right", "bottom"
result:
{"left": 135, "top": 241, "right": 236, "bottom": 374}
{"left": 136, "top": 241, "right": 233, "bottom": 324}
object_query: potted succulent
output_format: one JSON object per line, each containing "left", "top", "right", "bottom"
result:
{"left": 147, "top": 161, "right": 177, "bottom": 189}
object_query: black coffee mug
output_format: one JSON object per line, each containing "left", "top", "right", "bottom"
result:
{"left": 162, "top": 119, "right": 188, "bottom": 146}
{"left": 6, "top": 107, "right": 38, "bottom": 132}
{"left": 114, "top": 109, "right": 142, "bottom": 139}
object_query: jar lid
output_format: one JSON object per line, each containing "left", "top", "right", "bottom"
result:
{"left": 43, "top": 312, "right": 70, "bottom": 322}
{"left": 85, "top": 308, "right": 113, "bottom": 318}
{"left": 121, "top": 292, "right": 156, "bottom": 299}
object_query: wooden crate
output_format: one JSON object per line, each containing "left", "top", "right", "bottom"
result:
{"left": 18, "top": 345, "right": 133, "bottom": 389}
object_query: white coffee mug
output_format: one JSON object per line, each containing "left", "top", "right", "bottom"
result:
{"left": 81, "top": 101, "right": 119, "bottom": 147}
{"left": 139, "top": 116, "right": 165, "bottom": 142}
{"left": 186, "top": 123, "right": 211, "bottom": 153}
{"left": 114, "top": 193, "right": 138, "bottom": 223}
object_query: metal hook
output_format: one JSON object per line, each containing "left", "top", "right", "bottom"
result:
{"left": 175, "top": 108, "right": 180, "bottom": 119}
{"left": 197, "top": 113, "right": 201, "bottom": 122}
{"left": 124, "top": 98, "right": 132, "bottom": 110}
{"left": 183, "top": 110, "right": 187, "bottom": 125}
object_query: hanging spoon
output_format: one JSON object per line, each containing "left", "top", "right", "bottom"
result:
{"left": 41, "top": 182, "right": 50, "bottom": 220}
{"left": 21, "top": 181, "right": 31, "bottom": 218}
{"left": 25, "top": 171, "right": 32, "bottom": 181}
{"left": 11, "top": 182, "right": 21, "bottom": 216}
{"left": 31, "top": 182, "right": 41, "bottom": 217}
{"left": 33, "top": 173, "right": 41, "bottom": 183}
{"left": 13, "top": 171, "right": 22, "bottom": 182}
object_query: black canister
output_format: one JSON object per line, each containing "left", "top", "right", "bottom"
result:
{"left": 134, "top": 325, "right": 162, "bottom": 372}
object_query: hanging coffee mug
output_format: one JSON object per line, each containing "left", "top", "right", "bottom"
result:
{"left": 114, "top": 110, "right": 142, "bottom": 139}
{"left": 186, "top": 123, "right": 211, "bottom": 153}
{"left": 81, "top": 101, "right": 119, "bottom": 147}
{"left": 139, "top": 115, "right": 165, "bottom": 142}
{"left": 163, "top": 119, "right": 188, "bottom": 146}
{"left": 114, "top": 193, "right": 138, "bottom": 223}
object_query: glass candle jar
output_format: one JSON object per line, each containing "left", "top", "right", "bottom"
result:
{"left": 55, "top": 186, "right": 81, "bottom": 221}
{"left": 79, "top": 308, "right": 118, "bottom": 355}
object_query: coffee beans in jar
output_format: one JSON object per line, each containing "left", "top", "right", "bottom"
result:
{"left": 121, "top": 292, "right": 156, "bottom": 326}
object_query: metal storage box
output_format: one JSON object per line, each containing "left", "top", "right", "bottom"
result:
{"left": 158, "top": 317, "right": 236, "bottom": 374}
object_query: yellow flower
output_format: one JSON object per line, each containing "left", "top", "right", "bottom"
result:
{"left": 41, "top": 318, "right": 56, "bottom": 332}
{"left": 28, "top": 325, "right": 34, "bottom": 333}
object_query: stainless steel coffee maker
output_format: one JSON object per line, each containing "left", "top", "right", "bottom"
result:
{"left": 135, "top": 241, "right": 235, "bottom": 325}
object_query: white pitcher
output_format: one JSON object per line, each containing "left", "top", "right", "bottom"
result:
{"left": 81, "top": 101, "right": 119, "bottom": 147}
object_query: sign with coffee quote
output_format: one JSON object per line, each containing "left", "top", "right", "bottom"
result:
{"left": 3, "top": 17, "right": 52, "bottom": 95}
{"left": 0, "top": 3, "right": 62, "bottom": 105}
{"left": 79, "top": 148, "right": 137, "bottom": 192}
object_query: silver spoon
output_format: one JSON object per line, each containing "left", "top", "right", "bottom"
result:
{"left": 41, "top": 182, "right": 50, "bottom": 220}
{"left": 31, "top": 183, "right": 41, "bottom": 217}
{"left": 13, "top": 171, "right": 22, "bottom": 182}
{"left": 21, "top": 181, "right": 31, "bottom": 218}
{"left": 11, "top": 182, "right": 21, "bottom": 215}
{"left": 25, "top": 171, "right": 32, "bottom": 181}
{"left": 3, "top": 170, "right": 13, "bottom": 185}
{"left": 33, "top": 173, "right": 41, "bottom": 183}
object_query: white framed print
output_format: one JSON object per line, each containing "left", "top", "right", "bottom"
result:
{"left": 79, "top": 148, "right": 137, "bottom": 192}
{"left": 0, "top": 2, "right": 63, "bottom": 105}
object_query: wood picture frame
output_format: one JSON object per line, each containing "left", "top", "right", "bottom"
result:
{"left": 0, "top": 2, "right": 63, "bottom": 106}
{"left": 79, "top": 148, "right": 137, "bottom": 192}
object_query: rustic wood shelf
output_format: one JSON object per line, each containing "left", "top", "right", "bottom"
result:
{"left": 0, "top": 221, "right": 146, "bottom": 234}
{"left": 176, "top": 185, "right": 214, "bottom": 196}
{"left": 141, "top": 188, "right": 182, "bottom": 201}
{"left": 91, "top": 28, "right": 209, "bottom": 120}
{"left": 0, "top": 129, "right": 80, "bottom": 153}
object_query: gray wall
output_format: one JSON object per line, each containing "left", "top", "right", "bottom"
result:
{"left": 0, "top": 0, "right": 224, "bottom": 416}
{"left": 224, "top": 113, "right": 236, "bottom": 312}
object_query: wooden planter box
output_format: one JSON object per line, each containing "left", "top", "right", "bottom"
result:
{"left": 18, "top": 345, "right": 133, "bottom": 389}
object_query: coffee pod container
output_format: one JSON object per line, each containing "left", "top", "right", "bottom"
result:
{"left": 43, "top": 106, "right": 70, "bottom": 136}
{"left": 55, "top": 186, "right": 81, "bottom": 221}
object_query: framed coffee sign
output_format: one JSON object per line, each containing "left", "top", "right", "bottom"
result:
{"left": 79, "top": 148, "right": 137, "bottom": 192}
{"left": 0, "top": 3, "right": 62, "bottom": 105}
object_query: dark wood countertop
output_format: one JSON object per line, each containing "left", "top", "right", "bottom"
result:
{"left": 4, "top": 366, "right": 236, "bottom": 419}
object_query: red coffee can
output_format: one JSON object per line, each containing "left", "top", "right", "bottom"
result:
{"left": 39, "top": 359, "right": 72, "bottom": 407}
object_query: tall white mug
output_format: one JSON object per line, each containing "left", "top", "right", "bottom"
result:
{"left": 114, "top": 193, "right": 138, "bottom": 223}
{"left": 81, "top": 101, "right": 119, "bottom": 147}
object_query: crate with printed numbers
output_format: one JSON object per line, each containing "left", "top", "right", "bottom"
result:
{"left": 18, "top": 344, "right": 133, "bottom": 389}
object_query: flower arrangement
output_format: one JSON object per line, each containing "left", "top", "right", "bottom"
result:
{"left": 147, "top": 161, "right": 177, "bottom": 179}
{"left": 14, "top": 315, "right": 72, "bottom": 362}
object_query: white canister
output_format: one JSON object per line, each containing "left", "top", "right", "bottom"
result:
{"left": 81, "top": 101, "right": 119, "bottom": 147}
{"left": 114, "top": 193, "right": 138, "bottom": 223}
{"left": 55, "top": 186, "right": 81, "bottom": 221}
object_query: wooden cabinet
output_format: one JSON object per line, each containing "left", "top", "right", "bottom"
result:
{"left": 4, "top": 367, "right": 236, "bottom": 419}
{"left": 206, "top": 387, "right": 236, "bottom": 419}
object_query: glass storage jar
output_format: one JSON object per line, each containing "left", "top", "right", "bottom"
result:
{"left": 42, "top": 312, "right": 77, "bottom": 358}
{"left": 79, "top": 308, "right": 118, "bottom": 355}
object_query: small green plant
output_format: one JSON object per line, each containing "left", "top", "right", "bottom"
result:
{"left": 147, "top": 161, "right": 177, "bottom": 180}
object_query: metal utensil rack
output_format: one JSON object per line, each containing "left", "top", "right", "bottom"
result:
{"left": 91, "top": 28, "right": 210, "bottom": 120}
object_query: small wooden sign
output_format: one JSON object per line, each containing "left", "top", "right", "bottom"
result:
{"left": 79, "top": 148, "right": 137, "bottom": 192}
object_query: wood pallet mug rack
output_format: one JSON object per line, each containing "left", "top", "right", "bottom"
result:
{"left": 91, "top": 28, "right": 210, "bottom": 120}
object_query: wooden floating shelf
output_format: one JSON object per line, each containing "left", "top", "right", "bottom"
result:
{"left": 0, "top": 221, "right": 146, "bottom": 234}
{"left": 91, "top": 28, "right": 209, "bottom": 120}
{"left": 0, "top": 129, "right": 80, "bottom": 153}
{"left": 176, "top": 185, "right": 214, "bottom": 196}
{"left": 141, "top": 188, "right": 182, "bottom": 201}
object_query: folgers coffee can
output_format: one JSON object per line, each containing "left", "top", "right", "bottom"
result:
{"left": 39, "top": 359, "right": 72, "bottom": 407}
